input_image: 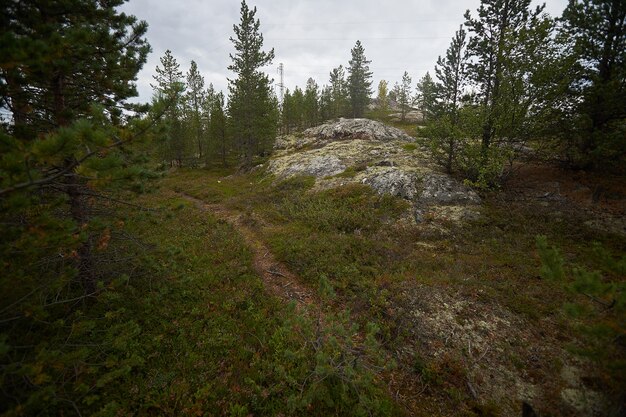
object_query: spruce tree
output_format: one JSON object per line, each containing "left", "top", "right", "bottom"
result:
{"left": 227, "top": 0, "right": 277, "bottom": 166}
{"left": 347, "top": 40, "right": 373, "bottom": 118}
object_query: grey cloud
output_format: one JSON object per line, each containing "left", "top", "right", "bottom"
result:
{"left": 121, "top": 0, "right": 569, "bottom": 104}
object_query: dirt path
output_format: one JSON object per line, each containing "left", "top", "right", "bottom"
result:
{"left": 180, "top": 192, "right": 446, "bottom": 416}
{"left": 181, "top": 193, "right": 319, "bottom": 312}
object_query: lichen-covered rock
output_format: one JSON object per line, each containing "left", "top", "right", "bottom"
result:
{"left": 419, "top": 173, "right": 480, "bottom": 205}
{"left": 302, "top": 118, "right": 413, "bottom": 142}
{"left": 362, "top": 167, "right": 418, "bottom": 200}
{"left": 280, "top": 155, "right": 345, "bottom": 178}
{"left": 389, "top": 110, "right": 424, "bottom": 124}
{"left": 267, "top": 118, "right": 482, "bottom": 225}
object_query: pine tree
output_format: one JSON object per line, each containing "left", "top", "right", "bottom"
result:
{"left": 291, "top": 86, "right": 305, "bottom": 129}
{"left": 319, "top": 85, "right": 334, "bottom": 122}
{"left": 389, "top": 82, "right": 400, "bottom": 103}
{"left": 398, "top": 71, "right": 413, "bottom": 121}
{"left": 185, "top": 60, "right": 207, "bottom": 160}
{"left": 1, "top": 0, "right": 150, "bottom": 137}
{"left": 227, "top": 0, "right": 277, "bottom": 166}
{"left": 559, "top": 0, "right": 626, "bottom": 168}
{"left": 347, "top": 40, "right": 373, "bottom": 118}
{"left": 151, "top": 50, "right": 187, "bottom": 166}
{"left": 329, "top": 65, "right": 349, "bottom": 118}
{"left": 464, "top": 0, "right": 545, "bottom": 151}
{"left": 202, "top": 83, "right": 216, "bottom": 158}
{"left": 0, "top": 1, "right": 151, "bottom": 412}
{"left": 415, "top": 72, "right": 438, "bottom": 122}
{"left": 425, "top": 26, "right": 469, "bottom": 174}
{"left": 209, "top": 91, "right": 228, "bottom": 166}
{"left": 1, "top": 0, "right": 150, "bottom": 294}
{"left": 303, "top": 78, "right": 320, "bottom": 127}
{"left": 435, "top": 25, "right": 467, "bottom": 120}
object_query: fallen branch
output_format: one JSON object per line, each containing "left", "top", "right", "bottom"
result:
{"left": 267, "top": 269, "right": 287, "bottom": 278}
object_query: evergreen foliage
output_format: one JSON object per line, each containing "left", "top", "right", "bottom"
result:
{"left": 151, "top": 50, "right": 187, "bottom": 166}
{"left": 347, "top": 41, "right": 373, "bottom": 118}
{"left": 397, "top": 72, "right": 413, "bottom": 121}
{"left": 558, "top": 0, "right": 626, "bottom": 169}
{"left": 227, "top": 0, "right": 278, "bottom": 166}
{"left": 1, "top": 0, "right": 150, "bottom": 135}
{"left": 423, "top": 26, "right": 468, "bottom": 174}
{"left": 185, "top": 60, "right": 207, "bottom": 159}
{"left": 319, "top": 85, "right": 334, "bottom": 122}
{"left": 303, "top": 78, "right": 320, "bottom": 128}
{"left": 414, "top": 72, "right": 438, "bottom": 122}
{"left": 0, "top": 0, "right": 152, "bottom": 413}
{"left": 330, "top": 65, "right": 350, "bottom": 119}
{"left": 208, "top": 91, "right": 228, "bottom": 166}
{"left": 464, "top": 0, "right": 550, "bottom": 150}
{"left": 536, "top": 236, "right": 626, "bottom": 390}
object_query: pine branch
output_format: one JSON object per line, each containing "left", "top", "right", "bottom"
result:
{"left": 0, "top": 99, "right": 172, "bottom": 197}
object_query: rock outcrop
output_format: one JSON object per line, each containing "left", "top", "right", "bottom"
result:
{"left": 268, "top": 118, "right": 480, "bottom": 224}
{"left": 303, "top": 118, "right": 414, "bottom": 142}
{"left": 389, "top": 110, "right": 424, "bottom": 124}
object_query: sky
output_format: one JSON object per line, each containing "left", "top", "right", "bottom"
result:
{"left": 120, "top": 0, "right": 570, "bottom": 104}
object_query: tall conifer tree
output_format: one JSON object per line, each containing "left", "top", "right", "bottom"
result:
{"left": 560, "top": 0, "right": 626, "bottom": 167}
{"left": 185, "top": 60, "right": 207, "bottom": 159}
{"left": 464, "top": 0, "right": 545, "bottom": 150}
{"left": 227, "top": 0, "right": 277, "bottom": 165}
{"left": 347, "top": 40, "right": 373, "bottom": 118}
{"left": 329, "top": 65, "right": 349, "bottom": 118}
{"left": 398, "top": 71, "right": 413, "bottom": 121}
{"left": 151, "top": 50, "right": 186, "bottom": 166}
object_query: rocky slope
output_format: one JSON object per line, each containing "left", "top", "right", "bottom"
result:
{"left": 269, "top": 118, "right": 480, "bottom": 223}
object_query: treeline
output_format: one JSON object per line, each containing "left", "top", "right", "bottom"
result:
{"left": 153, "top": 1, "right": 279, "bottom": 168}
{"left": 150, "top": 51, "right": 230, "bottom": 167}
{"left": 416, "top": 0, "right": 625, "bottom": 186}
{"left": 281, "top": 41, "right": 374, "bottom": 132}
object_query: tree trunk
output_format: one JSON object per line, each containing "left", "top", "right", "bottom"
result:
{"left": 66, "top": 160, "right": 97, "bottom": 294}
{"left": 53, "top": 72, "right": 96, "bottom": 294}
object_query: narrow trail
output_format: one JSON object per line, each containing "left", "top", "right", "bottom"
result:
{"left": 181, "top": 193, "right": 319, "bottom": 312}
{"left": 180, "top": 192, "right": 442, "bottom": 417}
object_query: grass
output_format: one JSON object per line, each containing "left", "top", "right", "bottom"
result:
{"left": 152, "top": 165, "right": 626, "bottom": 416}
{"left": 99, "top": 186, "right": 403, "bottom": 416}
{"left": 1, "top": 175, "right": 406, "bottom": 416}
{"left": 10, "top": 164, "right": 621, "bottom": 416}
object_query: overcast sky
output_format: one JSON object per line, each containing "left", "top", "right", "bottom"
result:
{"left": 120, "top": 0, "right": 569, "bottom": 104}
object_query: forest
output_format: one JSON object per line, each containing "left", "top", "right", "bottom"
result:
{"left": 1, "top": 0, "right": 625, "bottom": 416}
